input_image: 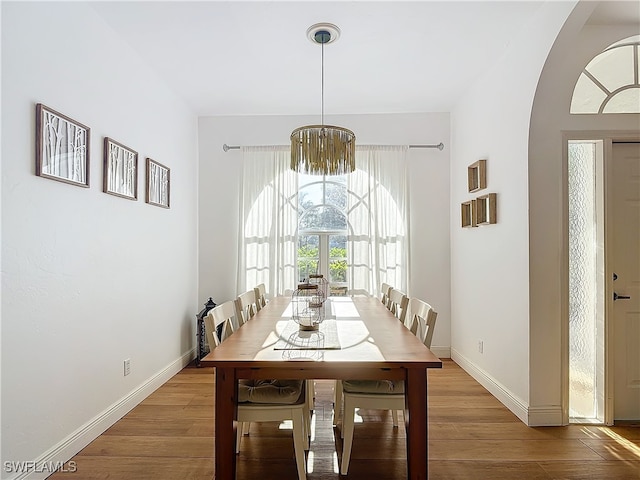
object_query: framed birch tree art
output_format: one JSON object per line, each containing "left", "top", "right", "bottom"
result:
{"left": 146, "top": 158, "right": 170, "bottom": 208}
{"left": 35, "top": 103, "right": 90, "bottom": 187}
{"left": 103, "top": 138, "right": 138, "bottom": 200}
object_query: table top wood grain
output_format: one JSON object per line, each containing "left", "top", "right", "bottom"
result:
{"left": 201, "top": 296, "right": 442, "bottom": 375}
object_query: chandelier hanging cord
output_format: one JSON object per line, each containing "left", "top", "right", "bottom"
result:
{"left": 320, "top": 30, "right": 325, "bottom": 126}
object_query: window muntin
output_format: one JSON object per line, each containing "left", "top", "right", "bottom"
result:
{"left": 572, "top": 73, "right": 608, "bottom": 113}
{"left": 571, "top": 36, "right": 640, "bottom": 114}
{"left": 589, "top": 46, "right": 634, "bottom": 93}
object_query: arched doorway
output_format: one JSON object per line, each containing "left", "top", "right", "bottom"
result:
{"left": 528, "top": 0, "right": 640, "bottom": 427}
{"left": 566, "top": 35, "right": 640, "bottom": 424}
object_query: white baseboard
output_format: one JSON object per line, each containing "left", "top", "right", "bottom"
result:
{"left": 527, "top": 405, "right": 564, "bottom": 426}
{"left": 10, "top": 349, "right": 195, "bottom": 480}
{"left": 450, "top": 348, "right": 563, "bottom": 426}
{"left": 451, "top": 348, "right": 530, "bottom": 425}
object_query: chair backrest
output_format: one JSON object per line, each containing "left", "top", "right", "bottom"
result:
{"left": 204, "top": 300, "right": 236, "bottom": 350}
{"left": 235, "top": 290, "right": 258, "bottom": 326}
{"left": 407, "top": 297, "right": 438, "bottom": 348}
{"left": 254, "top": 283, "right": 268, "bottom": 311}
{"left": 380, "top": 283, "right": 392, "bottom": 308}
{"left": 388, "top": 288, "right": 409, "bottom": 324}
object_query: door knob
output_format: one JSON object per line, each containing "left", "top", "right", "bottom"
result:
{"left": 614, "top": 292, "right": 631, "bottom": 301}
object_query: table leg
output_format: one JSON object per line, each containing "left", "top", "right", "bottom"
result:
{"left": 405, "top": 368, "right": 428, "bottom": 480}
{"left": 215, "top": 367, "right": 238, "bottom": 480}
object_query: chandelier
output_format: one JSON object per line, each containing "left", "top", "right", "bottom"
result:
{"left": 291, "top": 23, "right": 355, "bottom": 176}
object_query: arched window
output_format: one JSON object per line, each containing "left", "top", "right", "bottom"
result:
{"left": 296, "top": 147, "right": 409, "bottom": 298}
{"left": 570, "top": 35, "right": 640, "bottom": 114}
{"left": 298, "top": 173, "right": 350, "bottom": 296}
{"left": 238, "top": 146, "right": 409, "bottom": 298}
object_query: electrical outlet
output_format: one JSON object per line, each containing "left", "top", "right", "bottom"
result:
{"left": 478, "top": 340, "right": 484, "bottom": 354}
{"left": 124, "top": 358, "right": 131, "bottom": 376}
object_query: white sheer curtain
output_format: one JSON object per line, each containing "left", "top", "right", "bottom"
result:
{"left": 237, "top": 147, "right": 298, "bottom": 297}
{"left": 347, "top": 146, "right": 411, "bottom": 298}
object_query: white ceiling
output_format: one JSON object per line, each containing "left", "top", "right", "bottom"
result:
{"left": 90, "top": 1, "right": 638, "bottom": 117}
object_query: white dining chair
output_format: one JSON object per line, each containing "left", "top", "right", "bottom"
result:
{"left": 203, "top": 300, "right": 235, "bottom": 351}
{"left": 235, "top": 291, "right": 256, "bottom": 436}
{"left": 236, "top": 379, "right": 309, "bottom": 480}
{"left": 333, "top": 287, "right": 407, "bottom": 425}
{"left": 253, "top": 283, "right": 268, "bottom": 311}
{"left": 380, "top": 283, "right": 392, "bottom": 308}
{"left": 208, "top": 301, "right": 309, "bottom": 480}
{"left": 385, "top": 295, "right": 437, "bottom": 424}
{"left": 235, "top": 290, "right": 258, "bottom": 327}
{"left": 408, "top": 297, "right": 438, "bottom": 349}
{"left": 339, "top": 298, "right": 437, "bottom": 475}
{"left": 334, "top": 291, "right": 405, "bottom": 422}
{"left": 387, "top": 288, "right": 409, "bottom": 325}
{"left": 239, "top": 289, "right": 313, "bottom": 452}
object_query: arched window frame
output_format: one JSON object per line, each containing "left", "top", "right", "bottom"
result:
{"left": 238, "top": 146, "right": 409, "bottom": 298}
{"left": 296, "top": 173, "right": 357, "bottom": 295}
{"left": 571, "top": 35, "right": 640, "bottom": 114}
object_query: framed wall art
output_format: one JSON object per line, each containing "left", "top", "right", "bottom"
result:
{"left": 146, "top": 158, "right": 170, "bottom": 208}
{"left": 476, "top": 193, "right": 497, "bottom": 224}
{"left": 103, "top": 137, "right": 138, "bottom": 200}
{"left": 461, "top": 199, "right": 477, "bottom": 228}
{"left": 467, "top": 159, "right": 486, "bottom": 193}
{"left": 35, "top": 103, "right": 90, "bottom": 187}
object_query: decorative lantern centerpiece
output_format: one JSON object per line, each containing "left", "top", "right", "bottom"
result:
{"left": 308, "top": 274, "right": 328, "bottom": 304}
{"left": 291, "top": 283, "right": 325, "bottom": 331}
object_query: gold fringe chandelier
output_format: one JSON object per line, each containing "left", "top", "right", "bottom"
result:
{"left": 291, "top": 23, "right": 355, "bottom": 176}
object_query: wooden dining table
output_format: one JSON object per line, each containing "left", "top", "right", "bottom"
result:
{"left": 201, "top": 295, "right": 442, "bottom": 479}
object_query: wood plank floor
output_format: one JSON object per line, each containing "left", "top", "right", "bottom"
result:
{"left": 50, "top": 359, "right": 640, "bottom": 479}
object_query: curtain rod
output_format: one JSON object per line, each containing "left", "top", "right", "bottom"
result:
{"left": 222, "top": 142, "right": 444, "bottom": 152}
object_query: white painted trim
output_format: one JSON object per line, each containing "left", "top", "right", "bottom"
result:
{"left": 527, "top": 405, "right": 564, "bottom": 427}
{"left": 561, "top": 134, "right": 570, "bottom": 426}
{"left": 9, "top": 349, "right": 196, "bottom": 480}
{"left": 605, "top": 137, "right": 615, "bottom": 426}
{"left": 561, "top": 131, "right": 640, "bottom": 427}
{"left": 451, "top": 348, "right": 529, "bottom": 425}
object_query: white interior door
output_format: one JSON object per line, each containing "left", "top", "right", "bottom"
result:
{"left": 611, "top": 142, "right": 640, "bottom": 421}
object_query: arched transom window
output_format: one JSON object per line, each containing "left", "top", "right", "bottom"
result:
{"left": 571, "top": 35, "right": 640, "bottom": 114}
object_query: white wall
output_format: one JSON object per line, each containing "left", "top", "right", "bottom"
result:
{"left": 198, "top": 112, "right": 451, "bottom": 356}
{"left": 529, "top": 1, "right": 640, "bottom": 423}
{"left": 449, "top": 1, "right": 577, "bottom": 424}
{"left": 1, "top": 3, "right": 198, "bottom": 477}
